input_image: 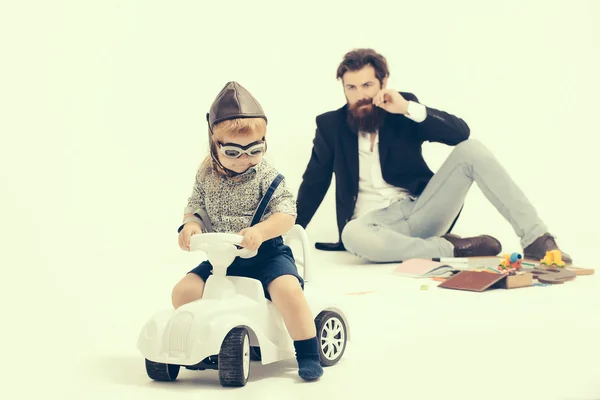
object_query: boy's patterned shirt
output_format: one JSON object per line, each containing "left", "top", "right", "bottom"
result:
{"left": 184, "top": 158, "right": 297, "bottom": 234}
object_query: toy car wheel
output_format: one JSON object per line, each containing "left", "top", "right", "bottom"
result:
{"left": 145, "top": 359, "right": 180, "bottom": 381}
{"left": 218, "top": 327, "right": 251, "bottom": 387}
{"left": 315, "top": 311, "right": 347, "bottom": 366}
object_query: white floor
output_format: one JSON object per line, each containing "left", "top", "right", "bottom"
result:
{"left": 12, "top": 245, "right": 598, "bottom": 400}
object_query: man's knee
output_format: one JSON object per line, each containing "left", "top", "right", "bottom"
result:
{"left": 454, "top": 138, "right": 487, "bottom": 152}
{"left": 341, "top": 219, "right": 384, "bottom": 261}
{"left": 341, "top": 219, "right": 365, "bottom": 252}
{"left": 451, "top": 138, "right": 490, "bottom": 163}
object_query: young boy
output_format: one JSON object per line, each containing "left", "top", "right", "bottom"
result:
{"left": 172, "top": 81, "right": 323, "bottom": 381}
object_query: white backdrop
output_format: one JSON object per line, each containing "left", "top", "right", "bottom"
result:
{"left": 1, "top": 0, "right": 599, "bottom": 397}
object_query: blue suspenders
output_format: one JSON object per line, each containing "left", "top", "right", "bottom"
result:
{"left": 250, "top": 174, "right": 284, "bottom": 227}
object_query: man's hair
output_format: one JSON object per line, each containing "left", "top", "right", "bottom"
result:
{"left": 336, "top": 48, "right": 389, "bottom": 84}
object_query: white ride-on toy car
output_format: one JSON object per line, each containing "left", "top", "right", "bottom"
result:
{"left": 137, "top": 225, "right": 350, "bottom": 387}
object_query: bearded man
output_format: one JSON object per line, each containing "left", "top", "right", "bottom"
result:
{"left": 295, "top": 48, "right": 572, "bottom": 264}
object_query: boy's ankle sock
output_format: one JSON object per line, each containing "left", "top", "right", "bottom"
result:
{"left": 293, "top": 337, "right": 323, "bottom": 381}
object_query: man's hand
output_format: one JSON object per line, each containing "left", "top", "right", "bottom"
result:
{"left": 238, "top": 227, "right": 264, "bottom": 251}
{"left": 372, "top": 89, "right": 409, "bottom": 115}
{"left": 178, "top": 222, "right": 202, "bottom": 251}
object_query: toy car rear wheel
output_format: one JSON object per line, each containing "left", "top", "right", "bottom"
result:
{"left": 218, "top": 327, "right": 250, "bottom": 387}
{"left": 145, "top": 359, "right": 180, "bottom": 381}
{"left": 315, "top": 311, "right": 347, "bottom": 366}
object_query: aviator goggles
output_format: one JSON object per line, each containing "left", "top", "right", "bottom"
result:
{"left": 217, "top": 139, "right": 266, "bottom": 159}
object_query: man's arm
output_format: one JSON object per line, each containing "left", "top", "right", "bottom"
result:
{"left": 403, "top": 92, "right": 470, "bottom": 145}
{"left": 296, "top": 118, "right": 334, "bottom": 229}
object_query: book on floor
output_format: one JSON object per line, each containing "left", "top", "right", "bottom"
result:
{"left": 391, "top": 258, "right": 464, "bottom": 278}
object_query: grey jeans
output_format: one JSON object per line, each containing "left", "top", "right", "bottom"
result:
{"left": 341, "top": 139, "right": 548, "bottom": 262}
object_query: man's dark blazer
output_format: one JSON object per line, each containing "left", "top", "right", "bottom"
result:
{"left": 296, "top": 92, "right": 471, "bottom": 249}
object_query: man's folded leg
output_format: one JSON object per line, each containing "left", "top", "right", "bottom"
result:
{"left": 340, "top": 203, "right": 501, "bottom": 262}
{"left": 341, "top": 217, "right": 453, "bottom": 262}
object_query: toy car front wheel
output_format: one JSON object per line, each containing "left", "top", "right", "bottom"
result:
{"left": 145, "top": 359, "right": 180, "bottom": 381}
{"left": 218, "top": 327, "right": 251, "bottom": 387}
{"left": 315, "top": 311, "right": 347, "bottom": 366}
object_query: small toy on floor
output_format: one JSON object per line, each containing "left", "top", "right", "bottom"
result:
{"left": 498, "top": 252, "right": 523, "bottom": 273}
{"left": 539, "top": 250, "right": 566, "bottom": 269}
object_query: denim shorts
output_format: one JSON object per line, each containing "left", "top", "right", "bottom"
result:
{"left": 188, "top": 236, "right": 304, "bottom": 300}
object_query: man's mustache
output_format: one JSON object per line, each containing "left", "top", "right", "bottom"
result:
{"left": 352, "top": 98, "right": 374, "bottom": 109}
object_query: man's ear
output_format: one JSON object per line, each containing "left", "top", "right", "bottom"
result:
{"left": 382, "top": 76, "right": 389, "bottom": 88}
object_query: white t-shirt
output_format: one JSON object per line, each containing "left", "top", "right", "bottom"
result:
{"left": 352, "top": 100, "right": 427, "bottom": 220}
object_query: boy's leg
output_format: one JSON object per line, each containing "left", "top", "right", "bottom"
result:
{"left": 172, "top": 262, "right": 211, "bottom": 308}
{"left": 267, "top": 275, "right": 315, "bottom": 339}
{"left": 259, "top": 247, "right": 323, "bottom": 381}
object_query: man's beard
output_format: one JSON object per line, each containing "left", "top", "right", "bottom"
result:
{"left": 346, "top": 98, "right": 385, "bottom": 134}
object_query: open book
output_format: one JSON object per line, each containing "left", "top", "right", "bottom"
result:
{"left": 391, "top": 258, "right": 466, "bottom": 278}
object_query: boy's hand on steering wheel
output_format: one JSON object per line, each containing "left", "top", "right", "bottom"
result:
{"left": 238, "top": 227, "right": 263, "bottom": 251}
{"left": 178, "top": 222, "right": 202, "bottom": 251}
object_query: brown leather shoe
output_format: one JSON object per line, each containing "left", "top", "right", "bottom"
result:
{"left": 523, "top": 233, "right": 572, "bottom": 264}
{"left": 442, "top": 233, "right": 502, "bottom": 257}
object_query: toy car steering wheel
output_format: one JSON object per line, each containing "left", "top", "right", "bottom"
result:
{"left": 189, "top": 233, "right": 258, "bottom": 259}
